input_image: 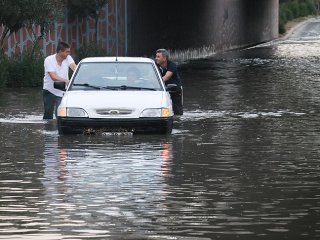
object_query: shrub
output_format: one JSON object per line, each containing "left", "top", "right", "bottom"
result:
{"left": 289, "top": 1, "right": 301, "bottom": 18}
{"left": 6, "top": 51, "right": 44, "bottom": 88}
{"left": 0, "top": 52, "right": 9, "bottom": 87}
{"left": 299, "top": 3, "right": 309, "bottom": 16}
{"left": 306, "top": 0, "right": 316, "bottom": 13}
{"left": 279, "top": 20, "right": 286, "bottom": 34}
{"left": 279, "top": 0, "right": 317, "bottom": 34}
{"left": 284, "top": 7, "right": 294, "bottom": 21}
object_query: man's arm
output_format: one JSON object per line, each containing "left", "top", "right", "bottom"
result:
{"left": 48, "top": 72, "right": 69, "bottom": 85}
{"left": 69, "top": 62, "right": 77, "bottom": 71}
{"left": 162, "top": 71, "right": 173, "bottom": 82}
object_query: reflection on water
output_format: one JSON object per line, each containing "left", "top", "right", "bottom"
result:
{"left": 40, "top": 132, "right": 174, "bottom": 239}
{"left": 1, "top": 123, "right": 179, "bottom": 239}
{"left": 2, "top": 23, "right": 320, "bottom": 239}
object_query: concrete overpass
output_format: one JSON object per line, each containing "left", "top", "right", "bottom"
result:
{"left": 1, "top": 0, "right": 278, "bottom": 58}
{"left": 126, "top": 0, "right": 279, "bottom": 57}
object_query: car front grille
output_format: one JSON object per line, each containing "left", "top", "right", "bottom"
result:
{"left": 95, "top": 108, "right": 133, "bottom": 115}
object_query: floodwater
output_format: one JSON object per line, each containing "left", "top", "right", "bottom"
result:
{"left": 1, "top": 21, "right": 320, "bottom": 240}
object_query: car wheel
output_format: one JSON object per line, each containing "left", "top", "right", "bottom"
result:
{"left": 57, "top": 119, "right": 74, "bottom": 135}
{"left": 165, "top": 125, "right": 173, "bottom": 134}
{"left": 160, "top": 119, "right": 173, "bottom": 134}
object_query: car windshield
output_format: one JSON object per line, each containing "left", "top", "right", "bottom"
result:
{"left": 69, "top": 62, "right": 163, "bottom": 91}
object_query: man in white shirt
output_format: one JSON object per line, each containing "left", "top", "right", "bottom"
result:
{"left": 43, "top": 42, "right": 77, "bottom": 119}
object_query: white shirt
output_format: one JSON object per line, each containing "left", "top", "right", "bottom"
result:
{"left": 43, "top": 54, "right": 75, "bottom": 97}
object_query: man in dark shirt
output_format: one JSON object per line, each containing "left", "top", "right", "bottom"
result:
{"left": 155, "top": 49, "right": 183, "bottom": 115}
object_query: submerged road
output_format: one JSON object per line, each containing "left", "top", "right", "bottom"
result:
{"left": 1, "top": 19, "right": 320, "bottom": 239}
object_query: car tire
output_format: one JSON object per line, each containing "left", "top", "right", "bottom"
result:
{"left": 57, "top": 119, "right": 74, "bottom": 135}
{"left": 165, "top": 125, "right": 173, "bottom": 134}
{"left": 160, "top": 119, "right": 173, "bottom": 134}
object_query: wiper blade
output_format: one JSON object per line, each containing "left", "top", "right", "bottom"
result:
{"left": 72, "top": 83, "right": 102, "bottom": 89}
{"left": 126, "top": 86, "right": 157, "bottom": 91}
{"left": 105, "top": 85, "right": 157, "bottom": 91}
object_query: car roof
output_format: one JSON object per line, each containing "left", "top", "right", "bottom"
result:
{"left": 80, "top": 57, "right": 155, "bottom": 63}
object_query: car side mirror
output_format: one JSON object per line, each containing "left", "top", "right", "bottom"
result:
{"left": 54, "top": 81, "right": 66, "bottom": 91}
{"left": 166, "top": 84, "right": 178, "bottom": 92}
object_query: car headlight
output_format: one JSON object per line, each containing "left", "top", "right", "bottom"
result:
{"left": 140, "top": 108, "right": 170, "bottom": 118}
{"left": 58, "top": 107, "right": 88, "bottom": 118}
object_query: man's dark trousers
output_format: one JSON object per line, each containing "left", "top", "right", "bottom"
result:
{"left": 43, "top": 90, "right": 62, "bottom": 119}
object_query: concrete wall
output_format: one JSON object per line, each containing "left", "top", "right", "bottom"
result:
{"left": 127, "top": 0, "right": 279, "bottom": 57}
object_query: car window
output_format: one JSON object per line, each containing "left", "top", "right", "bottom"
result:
{"left": 70, "top": 62, "right": 163, "bottom": 91}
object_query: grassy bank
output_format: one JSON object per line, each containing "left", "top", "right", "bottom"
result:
{"left": 280, "top": 16, "right": 314, "bottom": 38}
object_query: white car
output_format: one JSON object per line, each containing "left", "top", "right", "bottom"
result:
{"left": 54, "top": 57, "right": 178, "bottom": 134}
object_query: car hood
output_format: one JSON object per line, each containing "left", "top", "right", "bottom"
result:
{"left": 62, "top": 90, "right": 169, "bottom": 118}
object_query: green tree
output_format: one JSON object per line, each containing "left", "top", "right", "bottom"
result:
{"left": 67, "top": 0, "right": 108, "bottom": 44}
{"left": 0, "top": 0, "right": 64, "bottom": 51}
